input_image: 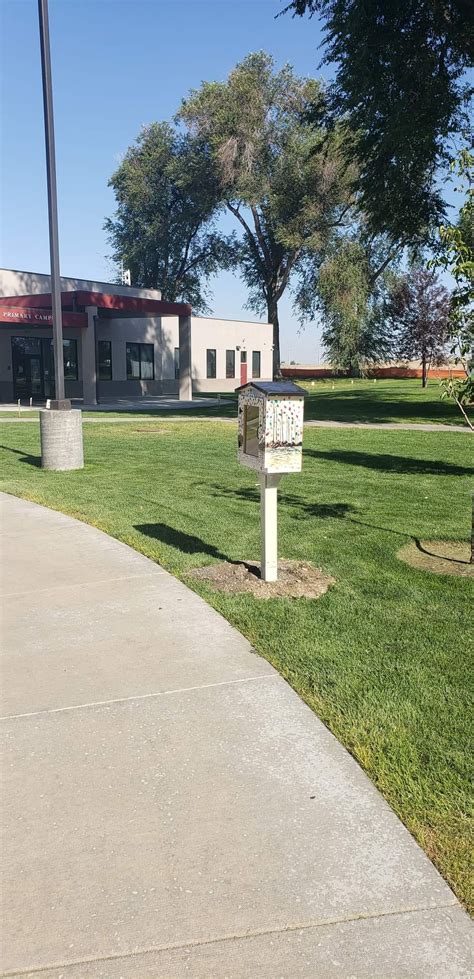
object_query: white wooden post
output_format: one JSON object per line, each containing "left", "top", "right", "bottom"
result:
{"left": 260, "top": 473, "right": 281, "bottom": 581}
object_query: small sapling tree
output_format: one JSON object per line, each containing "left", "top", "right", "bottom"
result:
{"left": 388, "top": 267, "right": 451, "bottom": 387}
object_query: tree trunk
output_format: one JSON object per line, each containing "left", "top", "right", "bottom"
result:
{"left": 421, "top": 353, "right": 427, "bottom": 388}
{"left": 421, "top": 355, "right": 427, "bottom": 387}
{"left": 267, "top": 296, "right": 281, "bottom": 379}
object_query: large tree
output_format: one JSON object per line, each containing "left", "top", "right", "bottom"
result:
{"left": 315, "top": 237, "right": 396, "bottom": 374}
{"left": 387, "top": 267, "right": 451, "bottom": 386}
{"left": 105, "top": 122, "right": 234, "bottom": 312}
{"left": 283, "top": 0, "right": 472, "bottom": 244}
{"left": 179, "top": 52, "right": 356, "bottom": 374}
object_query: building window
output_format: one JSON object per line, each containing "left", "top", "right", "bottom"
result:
{"left": 174, "top": 347, "right": 180, "bottom": 379}
{"left": 126, "top": 342, "right": 154, "bottom": 380}
{"left": 252, "top": 350, "right": 261, "bottom": 378}
{"left": 206, "top": 348, "right": 216, "bottom": 379}
{"left": 226, "top": 349, "right": 235, "bottom": 379}
{"left": 97, "top": 340, "right": 112, "bottom": 381}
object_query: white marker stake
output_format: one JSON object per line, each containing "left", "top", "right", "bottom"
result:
{"left": 260, "top": 473, "right": 281, "bottom": 582}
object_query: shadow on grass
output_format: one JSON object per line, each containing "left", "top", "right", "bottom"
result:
{"left": 0, "top": 444, "right": 41, "bottom": 467}
{"left": 135, "top": 522, "right": 233, "bottom": 563}
{"left": 203, "top": 483, "right": 418, "bottom": 540}
{"left": 203, "top": 483, "right": 357, "bottom": 521}
{"left": 304, "top": 448, "right": 473, "bottom": 478}
{"left": 414, "top": 539, "right": 471, "bottom": 565}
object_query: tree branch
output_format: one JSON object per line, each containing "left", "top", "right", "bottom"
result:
{"left": 328, "top": 203, "right": 353, "bottom": 228}
{"left": 275, "top": 249, "right": 301, "bottom": 299}
{"left": 226, "top": 201, "right": 268, "bottom": 278}
{"left": 176, "top": 224, "right": 202, "bottom": 280}
{"left": 454, "top": 395, "right": 474, "bottom": 430}
{"left": 369, "top": 240, "right": 407, "bottom": 284}
{"left": 250, "top": 204, "right": 273, "bottom": 271}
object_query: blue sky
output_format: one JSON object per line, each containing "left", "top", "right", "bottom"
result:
{"left": 0, "top": 0, "right": 463, "bottom": 362}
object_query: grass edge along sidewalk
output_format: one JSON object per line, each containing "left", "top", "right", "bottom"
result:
{"left": 0, "top": 419, "right": 472, "bottom": 912}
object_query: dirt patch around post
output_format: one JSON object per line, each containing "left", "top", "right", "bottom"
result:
{"left": 189, "top": 559, "right": 335, "bottom": 599}
{"left": 397, "top": 540, "right": 473, "bottom": 577}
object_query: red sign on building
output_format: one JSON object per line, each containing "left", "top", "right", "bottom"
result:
{"left": 0, "top": 307, "right": 87, "bottom": 328}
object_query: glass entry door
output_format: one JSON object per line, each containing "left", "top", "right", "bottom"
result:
{"left": 29, "top": 356, "right": 43, "bottom": 397}
{"left": 11, "top": 337, "right": 78, "bottom": 401}
{"left": 12, "top": 338, "right": 45, "bottom": 401}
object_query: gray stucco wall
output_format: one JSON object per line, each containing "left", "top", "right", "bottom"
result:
{"left": 0, "top": 268, "right": 161, "bottom": 301}
{"left": 96, "top": 315, "right": 161, "bottom": 380}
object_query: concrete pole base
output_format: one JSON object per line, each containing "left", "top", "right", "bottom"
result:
{"left": 40, "top": 409, "right": 84, "bottom": 471}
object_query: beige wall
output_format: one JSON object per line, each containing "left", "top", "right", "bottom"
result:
{"left": 162, "top": 315, "right": 273, "bottom": 391}
{"left": 0, "top": 268, "right": 161, "bottom": 300}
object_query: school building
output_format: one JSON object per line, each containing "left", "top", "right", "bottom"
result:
{"left": 0, "top": 269, "right": 273, "bottom": 404}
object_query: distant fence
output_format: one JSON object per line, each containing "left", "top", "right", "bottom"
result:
{"left": 281, "top": 366, "right": 466, "bottom": 380}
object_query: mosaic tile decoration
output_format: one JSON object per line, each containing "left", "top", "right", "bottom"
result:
{"left": 238, "top": 387, "right": 304, "bottom": 474}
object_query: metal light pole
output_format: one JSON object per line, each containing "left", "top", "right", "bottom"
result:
{"left": 38, "top": 0, "right": 66, "bottom": 406}
{"left": 38, "top": 0, "right": 84, "bottom": 469}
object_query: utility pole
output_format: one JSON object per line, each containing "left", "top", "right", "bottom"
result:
{"left": 38, "top": 0, "right": 66, "bottom": 406}
{"left": 38, "top": 0, "right": 83, "bottom": 469}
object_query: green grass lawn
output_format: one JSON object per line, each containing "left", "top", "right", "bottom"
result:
{"left": 297, "top": 378, "right": 470, "bottom": 425}
{"left": 195, "top": 378, "right": 469, "bottom": 425}
{"left": 1, "top": 418, "right": 472, "bottom": 909}
{"left": 1, "top": 376, "right": 469, "bottom": 425}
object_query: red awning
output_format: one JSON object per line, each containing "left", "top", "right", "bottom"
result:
{"left": 74, "top": 291, "right": 191, "bottom": 316}
{"left": 0, "top": 291, "right": 191, "bottom": 317}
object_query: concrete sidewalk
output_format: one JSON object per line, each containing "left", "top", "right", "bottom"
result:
{"left": 0, "top": 414, "right": 471, "bottom": 431}
{"left": 0, "top": 397, "right": 231, "bottom": 412}
{"left": 0, "top": 493, "right": 471, "bottom": 977}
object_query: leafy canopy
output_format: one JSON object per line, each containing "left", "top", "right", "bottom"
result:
{"left": 105, "top": 122, "right": 235, "bottom": 312}
{"left": 430, "top": 148, "right": 474, "bottom": 422}
{"left": 179, "top": 52, "right": 356, "bottom": 369}
{"left": 283, "top": 0, "right": 473, "bottom": 244}
{"left": 431, "top": 148, "right": 473, "bottom": 363}
{"left": 316, "top": 236, "right": 397, "bottom": 374}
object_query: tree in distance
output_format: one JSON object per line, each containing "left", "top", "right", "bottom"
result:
{"left": 315, "top": 236, "right": 397, "bottom": 375}
{"left": 179, "top": 52, "right": 356, "bottom": 375}
{"left": 283, "top": 0, "right": 473, "bottom": 246}
{"left": 105, "top": 122, "right": 236, "bottom": 312}
{"left": 387, "top": 267, "right": 451, "bottom": 387}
